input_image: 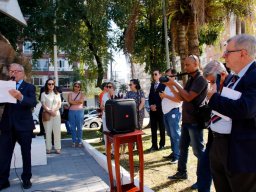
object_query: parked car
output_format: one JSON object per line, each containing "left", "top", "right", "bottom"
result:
{"left": 144, "top": 98, "right": 150, "bottom": 118}
{"left": 84, "top": 109, "right": 98, "bottom": 120}
{"left": 84, "top": 116, "right": 102, "bottom": 128}
{"left": 32, "top": 102, "right": 41, "bottom": 124}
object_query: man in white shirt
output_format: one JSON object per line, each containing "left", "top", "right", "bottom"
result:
{"left": 160, "top": 69, "right": 182, "bottom": 163}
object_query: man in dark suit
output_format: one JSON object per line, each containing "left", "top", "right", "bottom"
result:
{"left": 148, "top": 70, "right": 166, "bottom": 151}
{"left": 208, "top": 34, "right": 256, "bottom": 192}
{"left": 0, "top": 63, "right": 37, "bottom": 190}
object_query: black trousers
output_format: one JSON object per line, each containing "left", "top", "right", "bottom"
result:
{"left": 209, "top": 135, "right": 256, "bottom": 192}
{"left": 0, "top": 129, "right": 32, "bottom": 184}
{"left": 39, "top": 107, "right": 45, "bottom": 134}
{"left": 149, "top": 110, "right": 165, "bottom": 148}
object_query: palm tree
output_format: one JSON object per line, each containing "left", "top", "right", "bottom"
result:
{"left": 168, "top": 0, "right": 255, "bottom": 74}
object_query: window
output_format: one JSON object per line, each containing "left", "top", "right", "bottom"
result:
{"left": 32, "top": 77, "right": 43, "bottom": 86}
{"left": 23, "top": 41, "right": 33, "bottom": 54}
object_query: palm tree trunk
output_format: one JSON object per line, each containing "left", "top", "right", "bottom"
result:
{"left": 170, "top": 20, "right": 177, "bottom": 70}
{"left": 236, "top": 17, "right": 241, "bottom": 34}
{"left": 187, "top": 13, "right": 200, "bottom": 56}
{"left": 177, "top": 23, "right": 188, "bottom": 84}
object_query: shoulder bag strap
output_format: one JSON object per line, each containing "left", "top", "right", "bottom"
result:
{"left": 69, "top": 92, "right": 80, "bottom": 109}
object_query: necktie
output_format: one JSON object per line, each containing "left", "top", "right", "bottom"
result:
{"left": 154, "top": 83, "right": 158, "bottom": 90}
{"left": 16, "top": 82, "right": 19, "bottom": 90}
{"left": 227, "top": 75, "right": 239, "bottom": 88}
{"left": 210, "top": 75, "right": 239, "bottom": 124}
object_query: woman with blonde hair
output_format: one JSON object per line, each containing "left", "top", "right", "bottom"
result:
{"left": 41, "top": 78, "right": 62, "bottom": 154}
{"left": 68, "top": 81, "right": 85, "bottom": 148}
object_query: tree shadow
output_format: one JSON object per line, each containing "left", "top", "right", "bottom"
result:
{"left": 151, "top": 180, "right": 196, "bottom": 192}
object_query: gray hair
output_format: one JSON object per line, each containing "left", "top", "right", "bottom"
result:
{"left": 228, "top": 34, "right": 256, "bottom": 58}
{"left": 9, "top": 63, "right": 24, "bottom": 72}
{"left": 203, "top": 60, "right": 227, "bottom": 77}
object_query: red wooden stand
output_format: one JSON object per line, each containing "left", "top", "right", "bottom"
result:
{"left": 104, "top": 130, "right": 144, "bottom": 192}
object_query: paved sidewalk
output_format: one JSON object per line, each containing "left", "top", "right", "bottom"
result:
{"left": 4, "top": 139, "right": 110, "bottom": 192}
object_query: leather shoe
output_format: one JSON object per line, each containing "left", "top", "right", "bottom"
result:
{"left": 168, "top": 171, "right": 187, "bottom": 180}
{"left": 159, "top": 145, "right": 165, "bottom": 150}
{"left": 163, "top": 153, "right": 173, "bottom": 159}
{"left": 191, "top": 182, "right": 198, "bottom": 189}
{"left": 149, "top": 146, "right": 158, "bottom": 152}
{"left": 22, "top": 180, "right": 32, "bottom": 189}
{"left": 0, "top": 181, "right": 10, "bottom": 190}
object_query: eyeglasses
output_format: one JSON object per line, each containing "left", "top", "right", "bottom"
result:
{"left": 9, "top": 70, "right": 22, "bottom": 73}
{"left": 48, "top": 83, "right": 54, "bottom": 86}
{"left": 128, "top": 84, "right": 133, "bottom": 86}
{"left": 223, "top": 49, "right": 243, "bottom": 56}
{"left": 153, "top": 73, "right": 158, "bottom": 76}
{"left": 208, "top": 80, "right": 216, "bottom": 84}
{"left": 107, "top": 86, "right": 113, "bottom": 88}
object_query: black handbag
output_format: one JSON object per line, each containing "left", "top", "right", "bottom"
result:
{"left": 61, "top": 108, "right": 69, "bottom": 120}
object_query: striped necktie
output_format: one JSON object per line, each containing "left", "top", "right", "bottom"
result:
{"left": 210, "top": 75, "right": 239, "bottom": 124}
{"left": 227, "top": 75, "right": 239, "bottom": 88}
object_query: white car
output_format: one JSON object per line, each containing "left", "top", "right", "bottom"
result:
{"left": 84, "top": 110, "right": 98, "bottom": 120}
{"left": 84, "top": 116, "right": 102, "bottom": 128}
{"left": 32, "top": 102, "right": 41, "bottom": 124}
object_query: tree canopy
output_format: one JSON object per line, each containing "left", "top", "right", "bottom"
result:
{"left": 0, "top": 0, "right": 256, "bottom": 84}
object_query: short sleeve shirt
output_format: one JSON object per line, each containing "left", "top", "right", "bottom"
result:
{"left": 182, "top": 72, "right": 208, "bottom": 123}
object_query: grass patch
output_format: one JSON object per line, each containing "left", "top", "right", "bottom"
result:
{"left": 86, "top": 128, "right": 215, "bottom": 192}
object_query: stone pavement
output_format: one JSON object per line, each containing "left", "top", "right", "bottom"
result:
{"left": 4, "top": 139, "right": 110, "bottom": 192}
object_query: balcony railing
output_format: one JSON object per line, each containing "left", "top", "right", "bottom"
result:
{"left": 32, "top": 66, "right": 73, "bottom": 71}
{"left": 32, "top": 67, "right": 49, "bottom": 71}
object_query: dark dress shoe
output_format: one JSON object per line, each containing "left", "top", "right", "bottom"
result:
{"left": 149, "top": 146, "right": 158, "bottom": 152}
{"left": 22, "top": 180, "right": 32, "bottom": 189}
{"left": 159, "top": 145, "right": 165, "bottom": 150}
{"left": 163, "top": 153, "right": 174, "bottom": 159}
{"left": 168, "top": 171, "right": 188, "bottom": 180}
{"left": 0, "top": 181, "right": 10, "bottom": 190}
{"left": 191, "top": 182, "right": 198, "bottom": 189}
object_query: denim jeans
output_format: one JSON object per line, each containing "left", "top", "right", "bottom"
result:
{"left": 65, "top": 120, "right": 71, "bottom": 134}
{"left": 177, "top": 123, "right": 204, "bottom": 175}
{"left": 69, "top": 109, "right": 84, "bottom": 144}
{"left": 198, "top": 130, "right": 213, "bottom": 192}
{"left": 163, "top": 108, "right": 181, "bottom": 159}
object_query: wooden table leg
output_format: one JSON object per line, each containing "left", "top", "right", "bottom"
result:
{"left": 128, "top": 142, "right": 134, "bottom": 184}
{"left": 106, "top": 136, "right": 114, "bottom": 191}
{"left": 137, "top": 135, "right": 144, "bottom": 192}
{"left": 114, "top": 138, "right": 121, "bottom": 192}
